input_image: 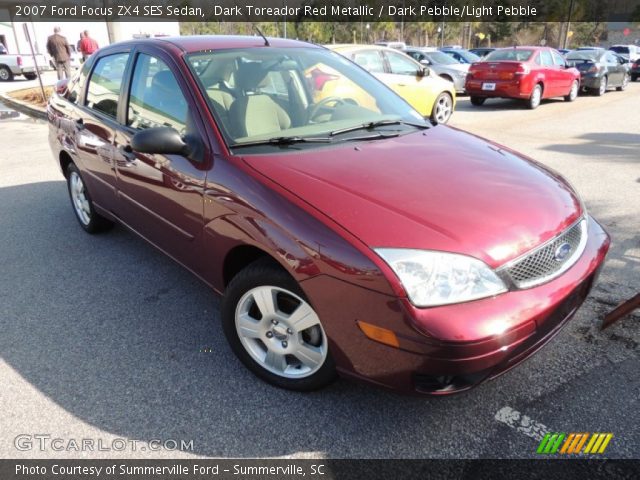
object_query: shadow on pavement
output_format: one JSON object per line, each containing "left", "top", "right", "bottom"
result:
{"left": 0, "top": 181, "right": 452, "bottom": 458}
{"left": 541, "top": 133, "right": 640, "bottom": 163}
{"left": 1, "top": 181, "right": 637, "bottom": 458}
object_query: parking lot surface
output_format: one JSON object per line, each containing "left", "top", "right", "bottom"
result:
{"left": 1, "top": 82, "right": 639, "bottom": 459}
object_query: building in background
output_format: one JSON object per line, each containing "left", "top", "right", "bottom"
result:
{"left": 0, "top": 20, "right": 179, "bottom": 56}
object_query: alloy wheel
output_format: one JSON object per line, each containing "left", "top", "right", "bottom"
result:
{"left": 530, "top": 85, "right": 542, "bottom": 109}
{"left": 569, "top": 81, "right": 578, "bottom": 100}
{"left": 234, "top": 285, "right": 328, "bottom": 379}
{"left": 598, "top": 77, "right": 607, "bottom": 95}
{"left": 433, "top": 94, "right": 453, "bottom": 124}
{"left": 0, "top": 67, "right": 10, "bottom": 81}
{"left": 69, "top": 171, "right": 91, "bottom": 225}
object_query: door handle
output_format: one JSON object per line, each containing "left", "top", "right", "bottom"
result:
{"left": 118, "top": 145, "right": 137, "bottom": 166}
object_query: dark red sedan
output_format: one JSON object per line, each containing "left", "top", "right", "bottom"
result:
{"left": 48, "top": 36, "right": 609, "bottom": 395}
{"left": 466, "top": 46, "right": 581, "bottom": 109}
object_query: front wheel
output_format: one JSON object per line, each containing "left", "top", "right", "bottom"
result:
{"left": 221, "top": 258, "right": 337, "bottom": 391}
{"left": 430, "top": 92, "right": 453, "bottom": 124}
{"left": 23, "top": 73, "right": 37, "bottom": 80}
{"left": 616, "top": 74, "right": 629, "bottom": 91}
{"left": 470, "top": 96, "right": 486, "bottom": 106}
{"left": 564, "top": 80, "right": 579, "bottom": 101}
{"left": 527, "top": 84, "right": 542, "bottom": 109}
{"left": 66, "top": 163, "right": 113, "bottom": 233}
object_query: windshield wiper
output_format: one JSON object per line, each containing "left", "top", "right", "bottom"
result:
{"left": 329, "top": 119, "right": 430, "bottom": 137}
{"left": 231, "top": 136, "right": 332, "bottom": 148}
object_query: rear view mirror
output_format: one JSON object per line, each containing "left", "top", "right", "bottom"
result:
{"left": 131, "top": 127, "right": 190, "bottom": 156}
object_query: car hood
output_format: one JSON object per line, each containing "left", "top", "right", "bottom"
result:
{"left": 241, "top": 126, "right": 582, "bottom": 269}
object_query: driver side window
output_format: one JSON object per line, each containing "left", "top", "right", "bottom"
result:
{"left": 127, "top": 54, "right": 188, "bottom": 134}
{"left": 386, "top": 51, "right": 419, "bottom": 75}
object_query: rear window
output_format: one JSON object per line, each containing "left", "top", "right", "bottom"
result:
{"left": 485, "top": 49, "right": 534, "bottom": 62}
{"left": 609, "top": 46, "right": 630, "bottom": 54}
{"left": 566, "top": 51, "right": 599, "bottom": 61}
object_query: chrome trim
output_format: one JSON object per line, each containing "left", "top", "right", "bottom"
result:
{"left": 497, "top": 216, "right": 588, "bottom": 289}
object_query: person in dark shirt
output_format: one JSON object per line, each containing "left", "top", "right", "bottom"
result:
{"left": 46, "top": 27, "right": 71, "bottom": 80}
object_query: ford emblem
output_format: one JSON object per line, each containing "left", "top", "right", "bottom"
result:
{"left": 554, "top": 243, "right": 572, "bottom": 262}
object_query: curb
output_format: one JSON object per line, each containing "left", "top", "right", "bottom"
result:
{"left": 0, "top": 92, "right": 47, "bottom": 121}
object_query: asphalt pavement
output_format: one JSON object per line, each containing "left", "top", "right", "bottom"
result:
{"left": 0, "top": 80, "right": 638, "bottom": 459}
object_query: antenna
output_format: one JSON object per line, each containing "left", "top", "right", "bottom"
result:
{"left": 254, "top": 26, "right": 270, "bottom": 46}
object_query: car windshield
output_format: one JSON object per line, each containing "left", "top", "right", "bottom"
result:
{"left": 185, "top": 47, "right": 427, "bottom": 149}
{"left": 425, "top": 51, "right": 459, "bottom": 65}
{"left": 485, "top": 49, "right": 535, "bottom": 61}
{"left": 566, "top": 51, "right": 600, "bottom": 61}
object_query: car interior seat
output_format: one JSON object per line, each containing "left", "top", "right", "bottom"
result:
{"left": 228, "top": 61, "right": 291, "bottom": 139}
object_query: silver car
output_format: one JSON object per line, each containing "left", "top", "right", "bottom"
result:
{"left": 404, "top": 48, "right": 469, "bottom": 93}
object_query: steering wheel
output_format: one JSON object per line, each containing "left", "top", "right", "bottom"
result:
{"left": 308, "top": 96, "right": 348, "bottom": 122}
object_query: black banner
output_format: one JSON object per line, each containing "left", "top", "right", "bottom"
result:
{"left": 1, "top": 460, "right": 639, "bottom": 480}
{"left": 0, "top": 0, "right": 640, "bottom": 22}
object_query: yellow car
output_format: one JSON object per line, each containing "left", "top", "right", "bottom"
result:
{"left": 325, "top": 44, "right": 456, "bottom": 124}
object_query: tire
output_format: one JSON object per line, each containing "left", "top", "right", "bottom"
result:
{"left": 631, "top": 74, "right": 638, "bottom": 82}
{"left": 23, "top": 73, "right": 37, "bottom": 80}
{"left": 66, "top": 163, "right": 113, "bottom": 234}
{"left": 595, "top": 76, "right": 607, "bottom": 96}
{"left": 616, "top": 74, "right": 629, "bottom": 91}
{"left": 221, "top": 258, "right": 337, "bottom": 391}
{"left": 0, "top": 65, "right": 13, "bottom": 82}
{"left": 527, "top": 84, "right": 542, "bottom": 109}
{"left": 564, "top": 80, "right": 579, "bottom": 101}
{"left": 470, "top": 96, "right": 486, "bottom": 106}
{"left": 430, "top": 92, "right": 454, "bottom": 124}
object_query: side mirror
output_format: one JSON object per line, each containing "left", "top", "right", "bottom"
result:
{"left": 417, "top": 66, "right": 430, "bottom": 77}
{"left": 419, "top": 59, "right": 431, "bottom": 66}
{"left": 131, "top": 127, "right": 190, "bottom": 156}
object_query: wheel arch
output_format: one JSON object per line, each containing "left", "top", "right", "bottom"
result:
{"left": 59, "top": 150, "right": 73, "bottom": 178}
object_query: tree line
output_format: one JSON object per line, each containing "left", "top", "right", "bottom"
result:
{"left": 180, "top": 22, "right": 615, "bottom": 48}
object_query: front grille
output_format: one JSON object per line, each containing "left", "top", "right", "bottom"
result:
{"left": 501, "top": 218, "right": 587, "bottom": 289}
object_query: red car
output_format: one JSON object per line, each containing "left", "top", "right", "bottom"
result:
{"left": 466, "top": 46, "right": 581, "bottom": 109}
{"left": 48, "top": 36, "right": 609, "bottom": 395}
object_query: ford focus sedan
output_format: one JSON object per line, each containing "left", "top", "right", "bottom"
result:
{"left": 466, "top": 46, "right": 581, "bottom": 109}
{"left": 48, "top": 36, "right": 609, "bottom": 395}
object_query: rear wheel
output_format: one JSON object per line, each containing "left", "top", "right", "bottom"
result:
{"left": 0, "top": 65, "right": 13, "bottom": 81}
{"left": 527, "top": 84, "right": 542, "bottom": 109}
{"left": 470, "top": 96, "right": 486, "bottom": 106}
{"left": 23, "top": 73, "right": 37, "bottom": 80}
{"left": 66, "top": 163, "right": 113, "bottom": 233}
{"left": 430, "top": 92, "right": 453, "bottom": 124}
{"left": 221, "top": 258, "right": 337, "bottom": 391}
{"left": 595, "top": 76, "right": 607, "bottom": 96}
{"left": 616, "top": 74, "right": 629, "bottom": 91}
{"left": 564, "top": 80, "right": 579, "bottom": 101}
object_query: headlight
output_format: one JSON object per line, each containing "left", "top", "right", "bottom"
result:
{"left": 374, "top": 249, "right": 507, "bottom": 307}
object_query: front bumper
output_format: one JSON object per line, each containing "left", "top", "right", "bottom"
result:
{"left": 301, "top": 215, "right": 609, "bottom": 395}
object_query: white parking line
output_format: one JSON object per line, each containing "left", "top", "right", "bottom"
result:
{"left": 495, "top": 406, "right": 550, "bottom": 441}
